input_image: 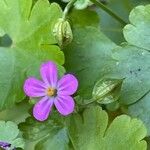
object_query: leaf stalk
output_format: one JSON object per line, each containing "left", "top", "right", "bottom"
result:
{"left": 90, "top": 0, "right": 127, "bottom": 26}
{"left": 62, "top": 0, "right": 77, "bottom": 20}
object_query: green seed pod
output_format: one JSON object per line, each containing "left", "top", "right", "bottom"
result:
{"left": 92, "top": 78, "right": 123, "bottom": 104}
{"left": 53, "top": 18, "right": 73, "bottom": 47}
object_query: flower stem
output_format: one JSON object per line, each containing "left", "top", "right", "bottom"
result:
{"left": 62, "top": 0, "right": 77, "bottom": 20}
{"left": 80, "top": 99, "right": 96, "bottom": 107}
{"left": 90, "top": 0, "right": 127, "bottom": 26}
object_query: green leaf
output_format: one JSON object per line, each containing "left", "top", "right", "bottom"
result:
{"left": 128, "top": 91, "right": 150, "bottom": 136}
{"left": 96, "top": 0, "right": 149, "bottom": 44}
{"left": 0, "top": 121, "right": 25, "bottom": 149}
{"left": 111, "top": 45, "right": 150, "bottom": 105}
{"left": 19, "top": 115, "right": 70, "bottom": 150}
{"left": 19, "top": 116, "right": 60, "bottom": 141}
{"left": 68, "top": 9, "right": 99, "bottom": 27}
{"left": 101, "top": 4, "right": 150, "bottom": 105}
{"left": 67, "top": 106, "right": 147, "bottom": 150}
{"left": 0, "top": 101, "right": 30, "bottom": 124}
{"left": 35, "top": 128, "right": 69, "bottom": 150}
{"left": 124, "top": 5, "right": 150, "bottom": 50}
{"left": 19, "top": 104, "right": 147, "bottom": 150}
{"left": 65, "top": 5, "right": 150, "bottom": 106}
{"left": 0, "top": 0, "right": 64, "bottom": 110}
{"left": 92, "top": 78, "right": 123, "bottom": 104}
{"left": 96, "top": 0, "right": 128, "bottom": 44}
{"left": 64, "top": 9, "right": 117, "bottom": 99}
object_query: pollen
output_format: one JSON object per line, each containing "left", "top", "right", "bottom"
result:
{"left": 46, "top": 87, "right": 56, "bottom": 97}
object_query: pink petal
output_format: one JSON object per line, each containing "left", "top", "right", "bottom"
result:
{"left": 54, "top": 95, "right": 75, "bottom": 116}
{"left": 24, "top": 77, "right": 46, "bottom": 97}
{"left": 40, "top": 61, "right": 58, "bottom": 88}
{"left": 57, "top": 74, "right": 78, "bottom": 96}
{"left": 33, "top": 96, "right": 54, "bottom": 121}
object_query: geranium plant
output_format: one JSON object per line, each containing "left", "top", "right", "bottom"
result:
{"left": 0, "top": 0, "right": 150, "bottom": 149}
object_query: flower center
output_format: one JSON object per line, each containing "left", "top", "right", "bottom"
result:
{"left": 46, "top": 87, "right": 56, "bottom": 97}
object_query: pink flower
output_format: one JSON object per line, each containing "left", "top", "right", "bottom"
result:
{"left": 24, "top": 61, "right": 78, "bottom": 121}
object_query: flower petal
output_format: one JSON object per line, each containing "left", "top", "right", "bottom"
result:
{"left": 57, "top": 74, "right": 78, "bottom": 96}
{"left": 0, "top": 142, "right": 11, "bottom": 148}
{"left": 33, "top": 96, "right": 54, "bottom": 121}
{"left": 40, "top": 61, "right": 58, "bottom": 88}
{"left": 24, "top": 77, "right": 46, "bottom": 97}
{"left": 54, "top": 95, "right": 75, "bottom": 116}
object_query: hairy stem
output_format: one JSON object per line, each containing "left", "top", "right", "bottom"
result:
{"left": 91, "top": 0, "right": 127, "bottom": 26}
{"left": 62, "top": 0, "right": 77, "bottom": 20}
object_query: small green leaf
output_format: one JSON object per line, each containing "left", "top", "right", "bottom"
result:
{"left": 0, "top": 101, "right": 30, "bottom": 124}
{"left": 35, "top": 128, "right": 69, "bottom": 150}
{"left": 0, "top": 121, "right": 25, "bottom": 149}
{"left": 19, "top": 116, "right": 61, "bottom": 141}
{"left": 12, "top": 138, "right": 25, "bottom": 150}
{"left": 67, "top": 106, "right": 147, "bottom": 150}
{"left": 124, "top": 5, "right": 150, "bottom": 50}
{"left": 19, "top": 114, "right": 70, "bottom": 150}
{"left": 128, "top": 91, "right": 150, "bottom": 136}
{"left": 92, "top": 78, "right": 123, "bottom": 104}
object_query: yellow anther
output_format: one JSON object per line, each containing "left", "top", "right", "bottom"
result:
{"left": 46, "top": 88, "right": 56, "bottom": 96}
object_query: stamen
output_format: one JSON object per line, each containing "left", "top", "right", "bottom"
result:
{"left": 46, "top": 87, "right": 56, "bottom": 96}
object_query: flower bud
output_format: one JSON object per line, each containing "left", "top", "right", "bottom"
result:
{"left": 53, "top": 18, "right": 73, "bottom": 47}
